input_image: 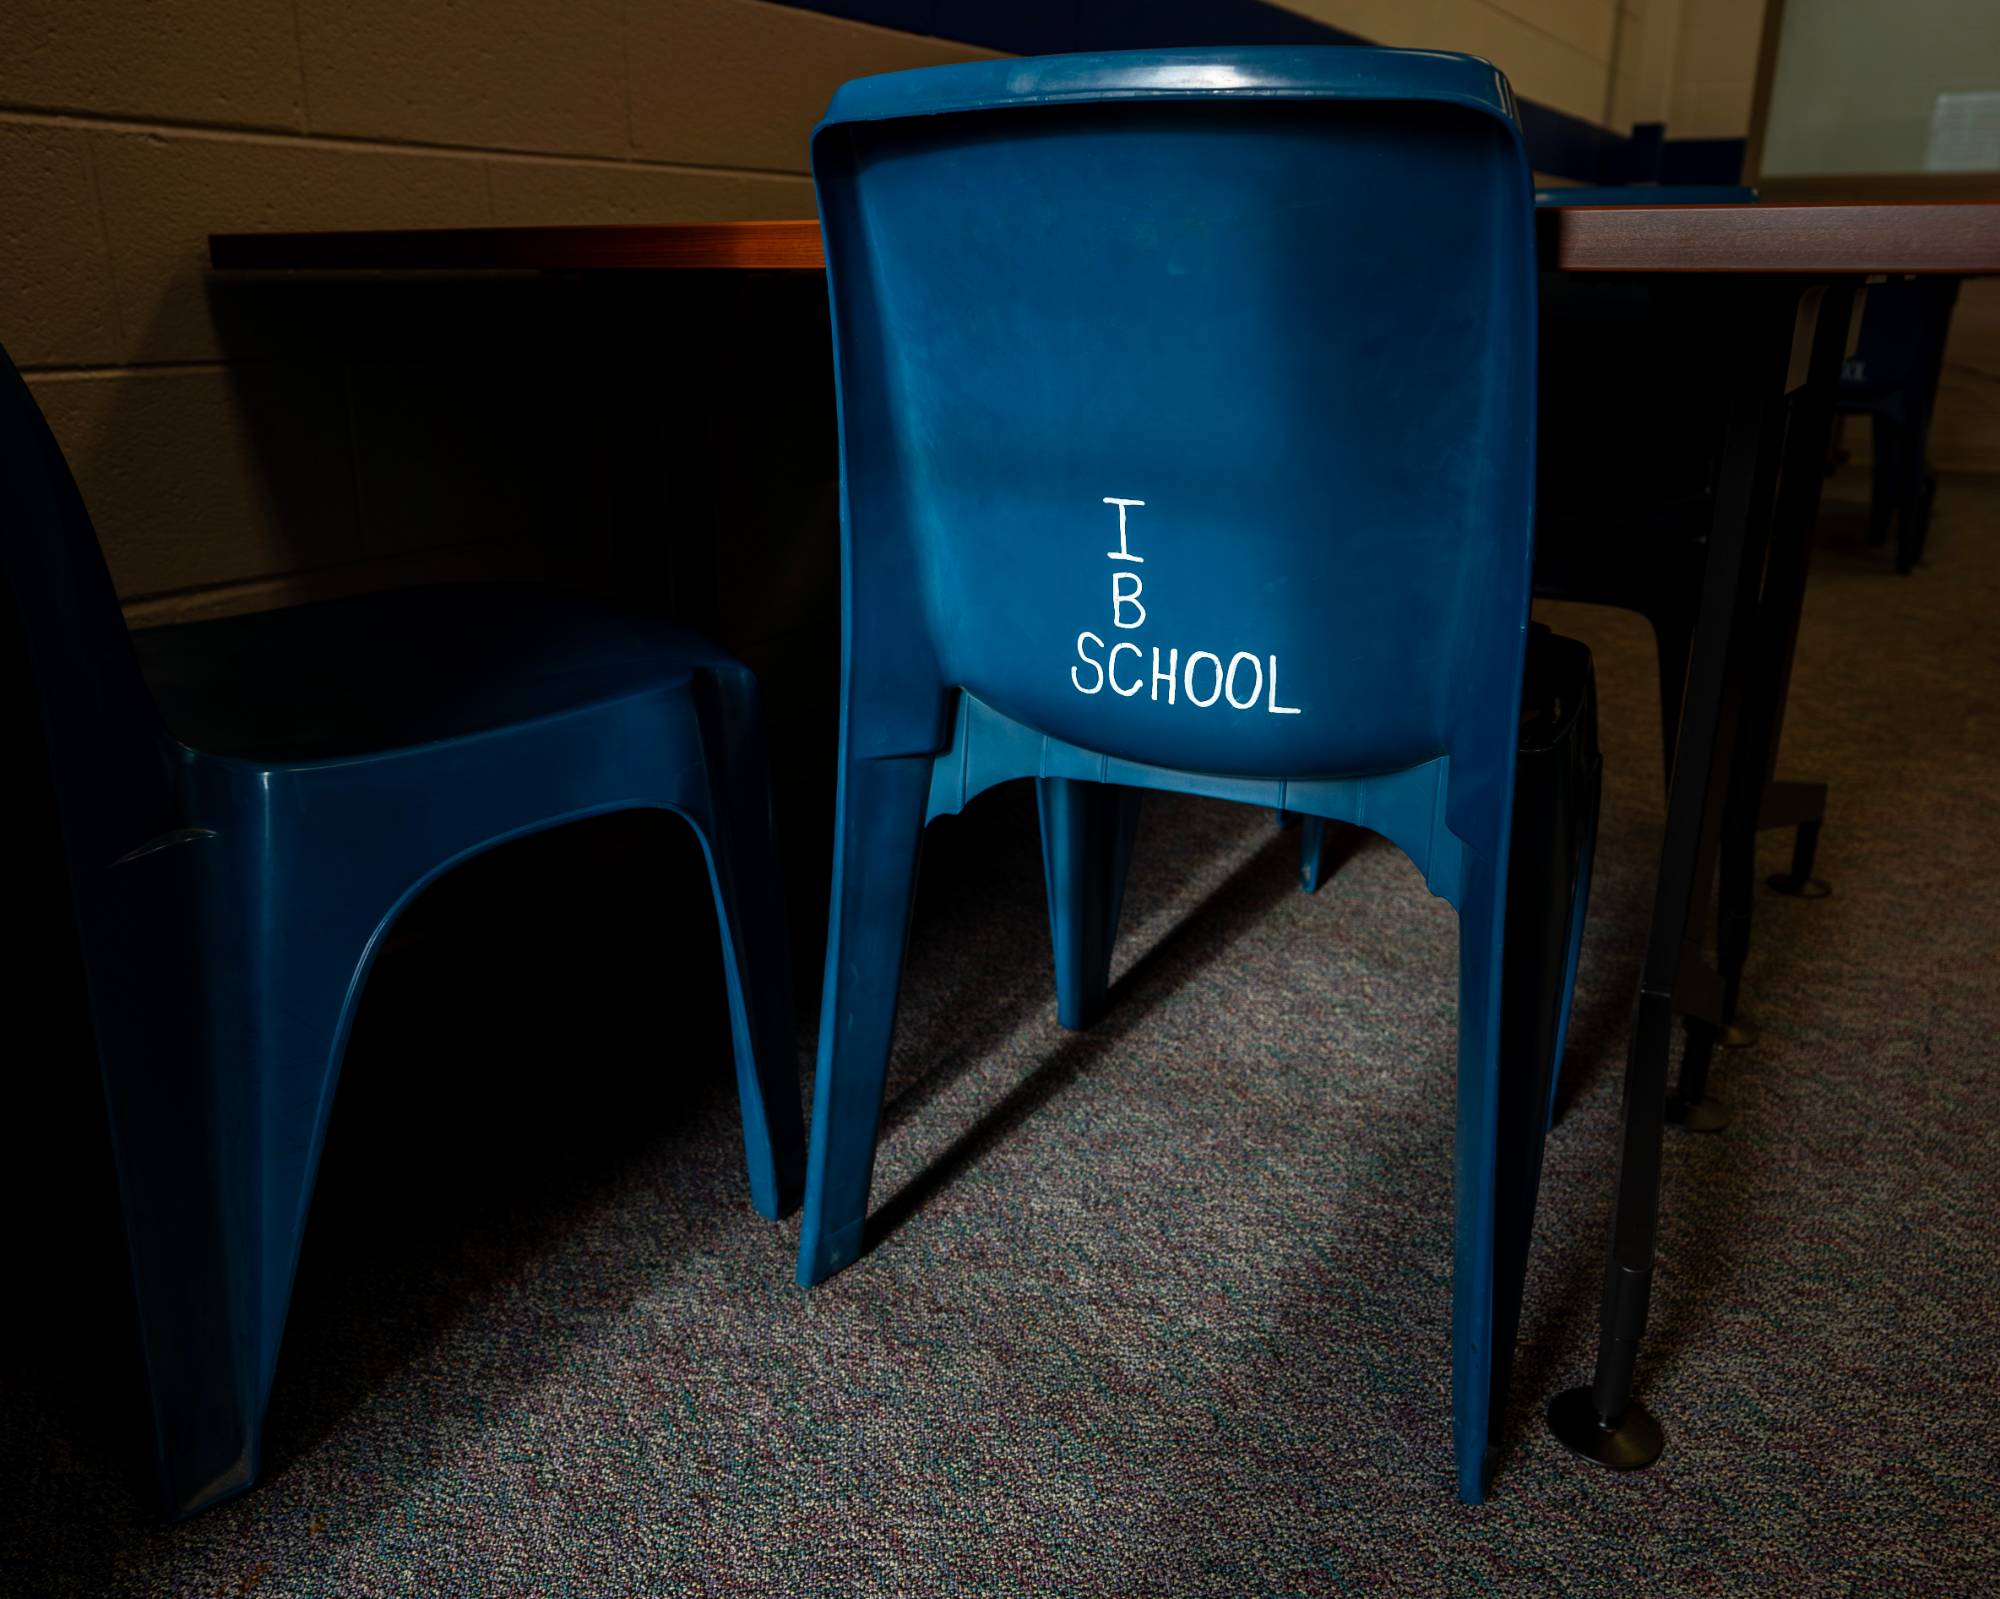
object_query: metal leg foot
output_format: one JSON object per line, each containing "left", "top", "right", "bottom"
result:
{"left": 1548, "top": 1387, "right": 1666, "bottom": 1472}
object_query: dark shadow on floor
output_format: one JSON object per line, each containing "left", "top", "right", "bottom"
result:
{"left": 867, "top": 813, "right": 1322, "bottom": 1257}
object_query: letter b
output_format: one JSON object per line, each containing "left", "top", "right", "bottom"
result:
{"left": 1112, "top": 571, "right": 1146, "bottom": 630}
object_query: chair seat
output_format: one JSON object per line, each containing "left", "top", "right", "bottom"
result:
{"left": 131, "top": 583, "right": 727, "bottom": 764}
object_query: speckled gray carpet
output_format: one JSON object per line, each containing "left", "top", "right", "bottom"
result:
{"left": 3, "top": 468, "right": 1995, "bottom": 1597}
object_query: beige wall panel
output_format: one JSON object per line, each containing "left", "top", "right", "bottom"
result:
{"left": 628, "top": 0, "right": 996, "bottom": 173}
{"left": 1419, "top": 9, "right": 1611, "bottom": 120}
{"left": 0, "top": 121, "right": 122, "bottom": 367}
{"left": 295, "top": 0, "right": 628, "bottom": 157}
{"left": 1672, "top": 0, "right": 1766, "bottom": 86}
{"left": 29, "top": 365, "right": 361, "bottom": 599}
{"left": 0, "top": 0, "right": 304, "bottom": 130}
{"left": 487, "top": 158, "right": 815, "bottom": 224}
{"left": 1287, "top": 0, "right": 1612, "bottom": 120}
{"left": 1667, "top": 0, "right": 1764, "bottom": 137}
{"left": 91, "top": 131, "right": 489, "bottom": 364}
{"left": 1667, "top": 77, "right": 1756, "bottom": 138}
{"left": 1604, "top": 58, "right": 1643, "bottom": 130}
{"left": 1605, "top": 0, "right": 1682, "bottom": 130}
{"left": 1481, "top": 0, "right": 1619, "bottom": 64}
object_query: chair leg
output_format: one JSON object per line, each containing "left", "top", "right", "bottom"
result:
{"left": 1896, "top": 419, "right": 1933, "bottom": 574}
{"left": 1649, "top": 607, "right": 1693, "bottom": 793}
{"left": 1546, "top": 759, "right": 1601, "bottom": 1134}
{"left": 1490, "top": 744, "right": 1600, "bottom": 1479}
{"left": 1866, "top": 414, "right": 1898, "bottom": 547}
{"left": 690, "top": 668, "right": 805, "bottom": 1220}
{"left": 1037, "top": 778, "right": 1140, "bottom": 1030}
{"left": 98, "top": 1019, "right": 265, "bottom": 1515}
{"left": 1298, "top": 815, "right": 1334, "bottom": 894}
{"left": 796, "top": 751, "right": 932, "bottom": 1287}
{"left": 1450, "top": 848, "right": 1507, "bottom": 1504}
{"left": 1714, "top": 785, "right": 1757, "bottom": 1046}
{"left": 88, "top": 851, "right": 362, "bottom": 1516}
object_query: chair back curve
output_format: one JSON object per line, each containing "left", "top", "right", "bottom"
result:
{"left": 0, "top": 346, "right": 175, "bottom": 871}
{"left": 813, "top": 47, "right": 1539, "bottom": 855}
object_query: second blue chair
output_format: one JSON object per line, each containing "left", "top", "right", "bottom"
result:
{"left": 795, "top": 47, "right": 1553, "bottom": 1502}
{"left": 0, "top": 346, "right": 803, "bottom": 1516}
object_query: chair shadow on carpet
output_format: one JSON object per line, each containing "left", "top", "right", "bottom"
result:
{"left": 849, "top": 779, "right": 1769, "bottom": 1497}
{"left": 864, "top": 795, "right": 1357, "bottom": 1259}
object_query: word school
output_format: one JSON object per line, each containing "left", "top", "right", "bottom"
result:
{"left": 1069, "top": 497, "right": 1300, "bottom": 715}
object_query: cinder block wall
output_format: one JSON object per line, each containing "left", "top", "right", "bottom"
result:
{"left": 0, "top": 1, "right": 992, "bottom": 624}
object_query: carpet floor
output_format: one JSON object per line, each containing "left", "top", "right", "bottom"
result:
{"left": 2, "top": 467, "right": 1994, "bottom": 1597}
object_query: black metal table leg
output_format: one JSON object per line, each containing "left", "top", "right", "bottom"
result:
{"left": 1684, "top": 284, "right": 1857, "bottom": 1102}
{"left": 1704, "top": 283, "right": 1856, "bottom": 1087}
{"left": 1551, "top": 279, "right": 1850, "bottom": 1473}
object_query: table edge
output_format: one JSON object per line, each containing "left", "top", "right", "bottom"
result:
{"left": 209, "top": 201, "right": 2000, "bottom": 276}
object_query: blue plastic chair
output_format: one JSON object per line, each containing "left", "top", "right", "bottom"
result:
{"left": 797, "top": 47, "right": 1542, "bottom": 1502}
{"left": 1837, "top": 276, "right": 1961, "bottom": 572}
{"left": 0, "top": 346, "right": 804, "bottom": 1517}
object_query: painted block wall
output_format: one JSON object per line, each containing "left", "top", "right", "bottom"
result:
{"left": 0, "top": 0, "right": 991, "bottom": 622}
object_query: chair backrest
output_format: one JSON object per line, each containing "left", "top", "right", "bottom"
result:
{"left": 1841, "top": 276, "right": 1961, "bottom": 400}
{"left": 0, "top": 345, "right": 173, "bottom": 873}
{"left": 813, "top": 48, "right": 1538, "bottom": 834}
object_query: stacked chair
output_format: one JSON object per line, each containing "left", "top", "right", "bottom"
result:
{"left": 0, "top": 348, "right": 803, "bottom": 1517}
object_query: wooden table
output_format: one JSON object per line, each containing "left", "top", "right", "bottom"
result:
{"left": 211, "top": 202, "right": 2000, "bottom": 275}
{"left": 210, "top": 202, "right": 2000, "bottom": 1479}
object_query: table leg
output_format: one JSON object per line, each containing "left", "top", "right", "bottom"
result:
{"left": 1550, "top": 280, "right": 1835, "bottom": 1473}
{"left": 1745, "top": 289, "right": 1858, "bottom": 912}
{"left": 1681, "top": 283, "right": 1856, "bottom": 1114}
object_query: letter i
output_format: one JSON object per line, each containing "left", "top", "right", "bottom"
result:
{"left": 1103, "top": 497, "right": 1146, "bottom": 563}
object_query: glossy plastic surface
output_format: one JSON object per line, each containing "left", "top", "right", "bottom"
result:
{"left": 0, "top": 349, "right": 803, "bottom": 1518}
{"left": 798, "top": 46, "right": 1538, "bottom": 1503}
